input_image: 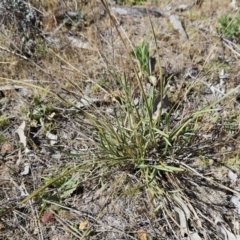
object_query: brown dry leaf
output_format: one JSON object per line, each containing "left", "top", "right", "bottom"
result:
{"left": 58, "top": 209, "right": 75, "bottom": 220}
{"left": 47, "top": 112, "right": 56, "bottom": 120}
{"left": 79, "top": 220, "right": 88, "bottom": 230}
{"left": 0, "top": 221, "right": 4, "bottom": 230}
{"left": 137, "top": 228, "right": 147, "bottom": 240}
{"left": 0, "top": 141, "right": 13, "bottom": 155}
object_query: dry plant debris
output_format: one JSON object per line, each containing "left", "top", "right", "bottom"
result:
{"left": 0, "top": 0, "right": 240, "bottom": 239}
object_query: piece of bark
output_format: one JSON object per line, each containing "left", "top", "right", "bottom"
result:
{"left": 110, "top": 6, "right": 162, "bottom": 18}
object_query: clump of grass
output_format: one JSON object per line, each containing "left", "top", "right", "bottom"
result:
{"left": 217, "top": 12, "right": 240, "bottom": 40}
{"left": 0, "top": 134, "right": 5, "bottom": 143}
{"left": 131, "top": 41, "right": 150, "bottom": 77}
{"left": 28, "top": 97, "right": 53, "bottom": 120}
{"left": 0, "top": 114, "right": 9, "bottom": 129}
